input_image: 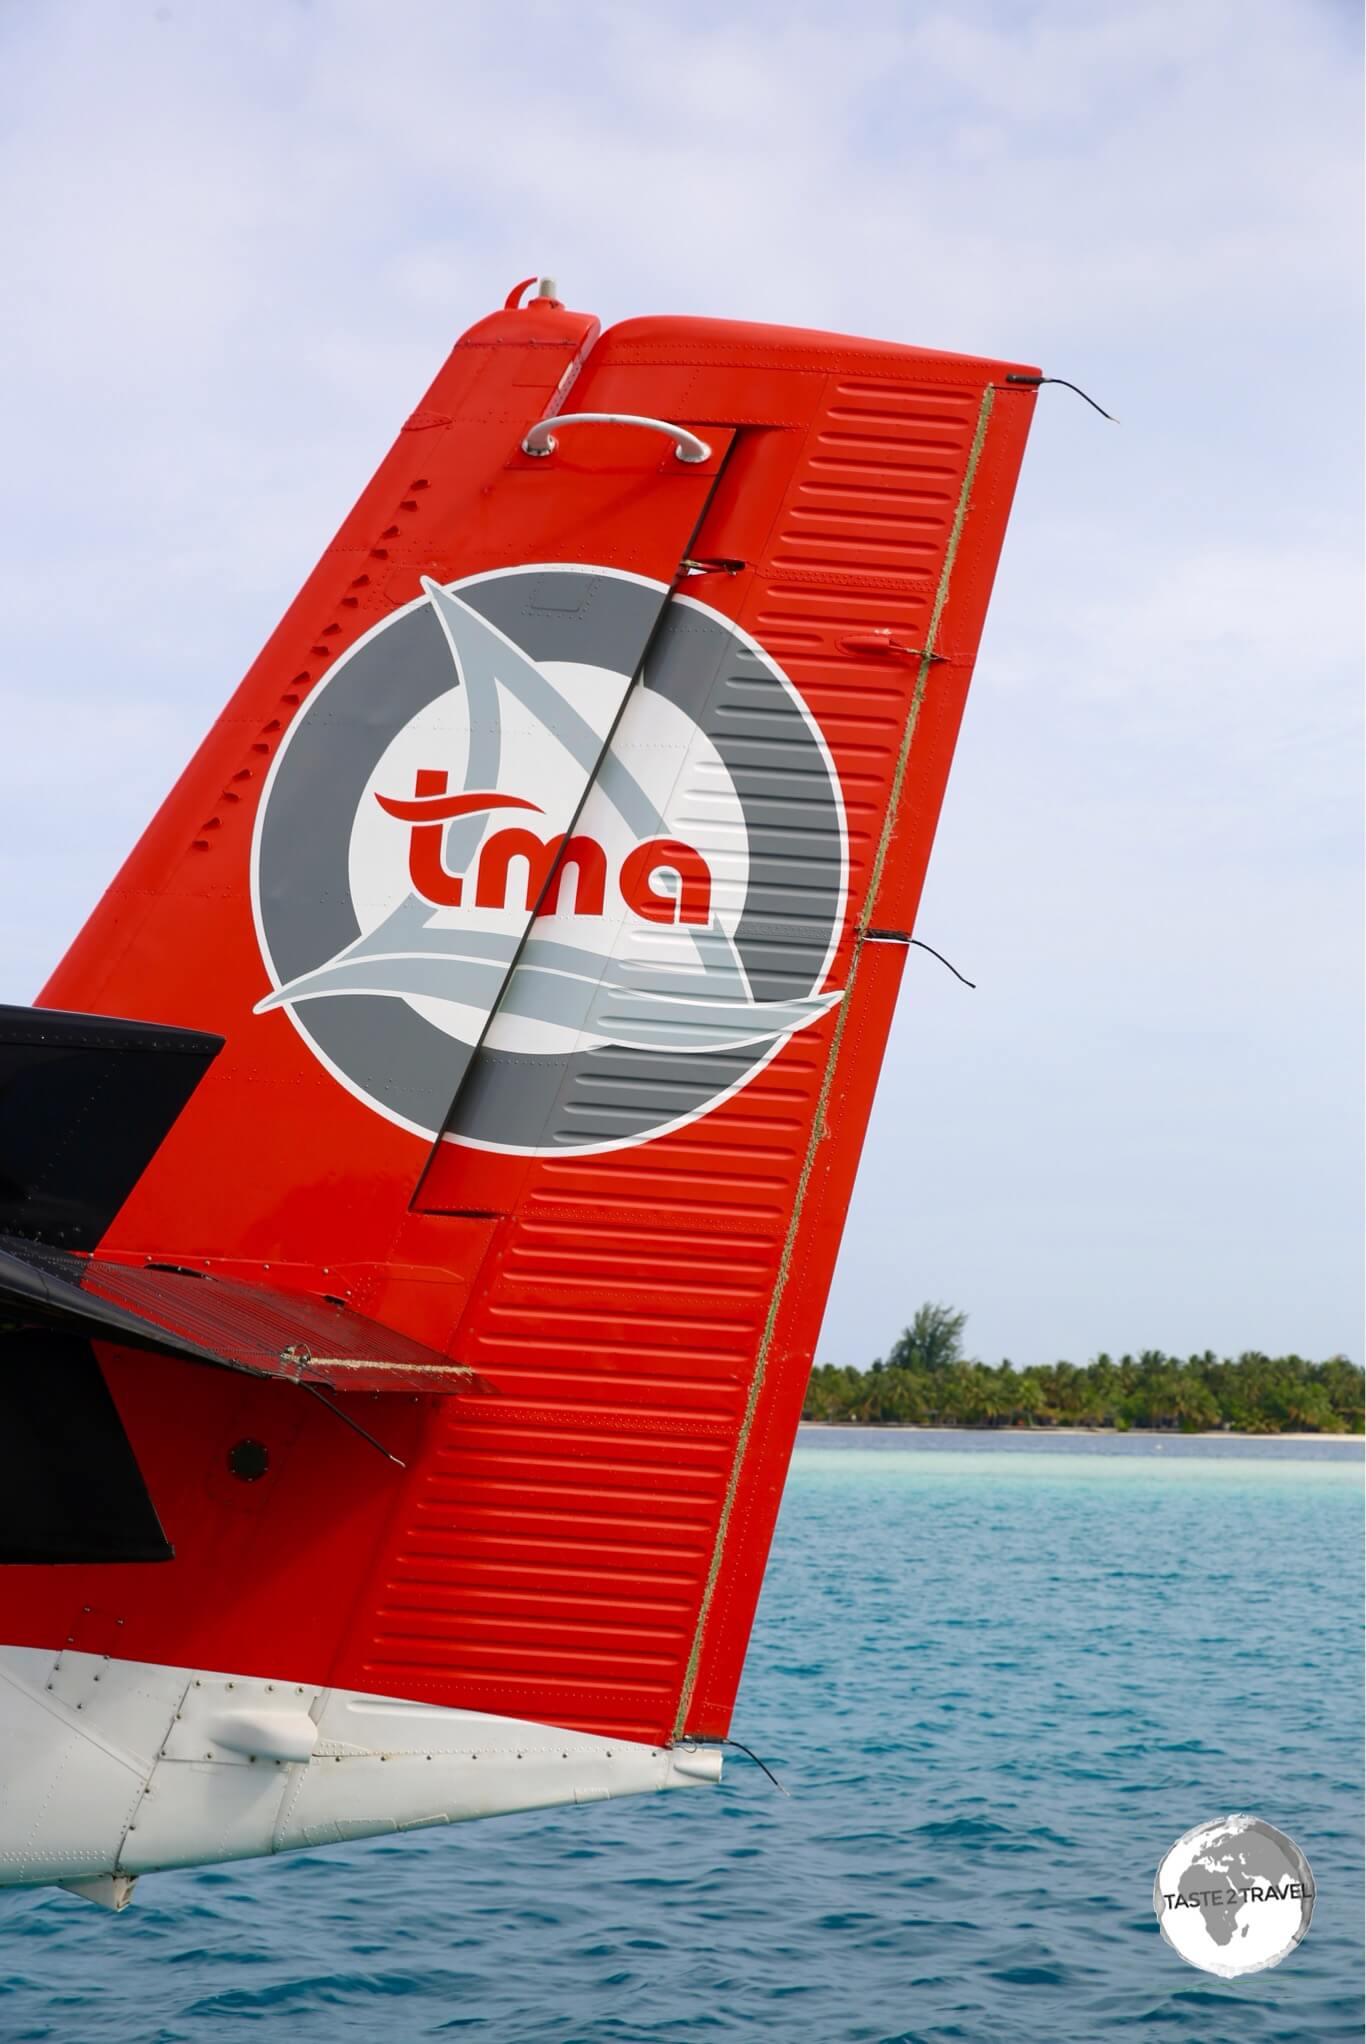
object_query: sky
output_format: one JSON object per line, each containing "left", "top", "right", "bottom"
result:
{"left": 1, "top": 0, "right": 1361, "bottom": 1367}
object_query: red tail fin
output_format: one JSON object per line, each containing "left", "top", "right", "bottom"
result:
{"left": 8, "top": 288, "right": 1037, "bottom": 1745}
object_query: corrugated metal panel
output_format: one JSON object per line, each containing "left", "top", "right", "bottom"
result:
{"left": 344, "top": 342, "right": 1037, "bottom": 1743}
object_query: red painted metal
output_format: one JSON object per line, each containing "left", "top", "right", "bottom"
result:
{"left": 2, "top": 295, "right": 1038, "bottom": 1747}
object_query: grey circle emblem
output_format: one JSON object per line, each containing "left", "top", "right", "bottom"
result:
{"left": 252, "top": 566, "right": 846, "bottom": 1154}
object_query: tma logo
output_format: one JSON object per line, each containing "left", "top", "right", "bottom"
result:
{"left": 252, "top": 565, "right": 847, "bottom": 1155}
{"left": 380, "top": 769, "right": 714, "bottom": 926}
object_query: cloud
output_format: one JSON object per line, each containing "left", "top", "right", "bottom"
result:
{"left": 0, "top": 0, "right": 1359, "bottom": 1359}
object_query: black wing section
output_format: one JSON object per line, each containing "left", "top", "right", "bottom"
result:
{"left": 0, "top": 1332, "right": 172, "bottom": 1564}
{"left": 0, "top": 1005, "right": 223, "bottom": 1249}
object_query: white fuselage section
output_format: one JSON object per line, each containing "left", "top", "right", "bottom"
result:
{"left": 0, "top": 1645, "right": 721, "bottom": 1907}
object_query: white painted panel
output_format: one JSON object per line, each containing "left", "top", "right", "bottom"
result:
{"left": 0, "top": 1647, "right": 722, "bottom": 1898}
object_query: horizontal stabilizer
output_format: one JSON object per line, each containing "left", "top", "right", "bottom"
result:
{"left": 0, "top": 1333, "right": 173, "bottom": 1564}
{"left": 0, "top": 1006, "right": 222, "bottom": 1250}
{"left": 0, "top": 1235, "right": 471, "bottom": 1393}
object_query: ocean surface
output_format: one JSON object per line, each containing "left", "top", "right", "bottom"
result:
{"left": 2, "top": 1428, "right": 1362, "bottom": 2043}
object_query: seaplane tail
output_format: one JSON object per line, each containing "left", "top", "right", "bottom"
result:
{"left": 0, "top": 280, "right": 1038, "bottom": 1907}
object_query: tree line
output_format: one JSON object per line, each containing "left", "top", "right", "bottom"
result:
{"left": 803, "top": 1305, "right": 1365, "bottom": 1433}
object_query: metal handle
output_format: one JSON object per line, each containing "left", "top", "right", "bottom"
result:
{"left": 521, "top": 412, "right": 712, "bottom": 464}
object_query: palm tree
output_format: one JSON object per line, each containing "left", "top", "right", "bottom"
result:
{"left": 886, "top": 1303, "right": 968, "bottom": 1375}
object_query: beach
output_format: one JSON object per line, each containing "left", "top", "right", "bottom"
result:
{"left": 798, "top": 1423, "right": 1363, "bottom": 1442}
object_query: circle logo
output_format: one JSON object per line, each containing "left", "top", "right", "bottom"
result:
{"left": 1154, "top": 1815, "right": 1315, "bottom": 1977}
{"left": 251, "top": 565, "right": 847, "bottom": 1154}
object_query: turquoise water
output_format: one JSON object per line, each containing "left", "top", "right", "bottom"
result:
{"left": 2, "top": 1430, "right": 1361, "bottom": 2042}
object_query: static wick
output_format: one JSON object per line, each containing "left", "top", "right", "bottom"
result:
{"left": 723, "top": 1738, "right": 792, "bottom": 1796}
{"left": 1005, "top": 373, "right": 1117, "bottom": 422}
{"left": 910, "top": 939, "right": 976, "bottom": 990}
